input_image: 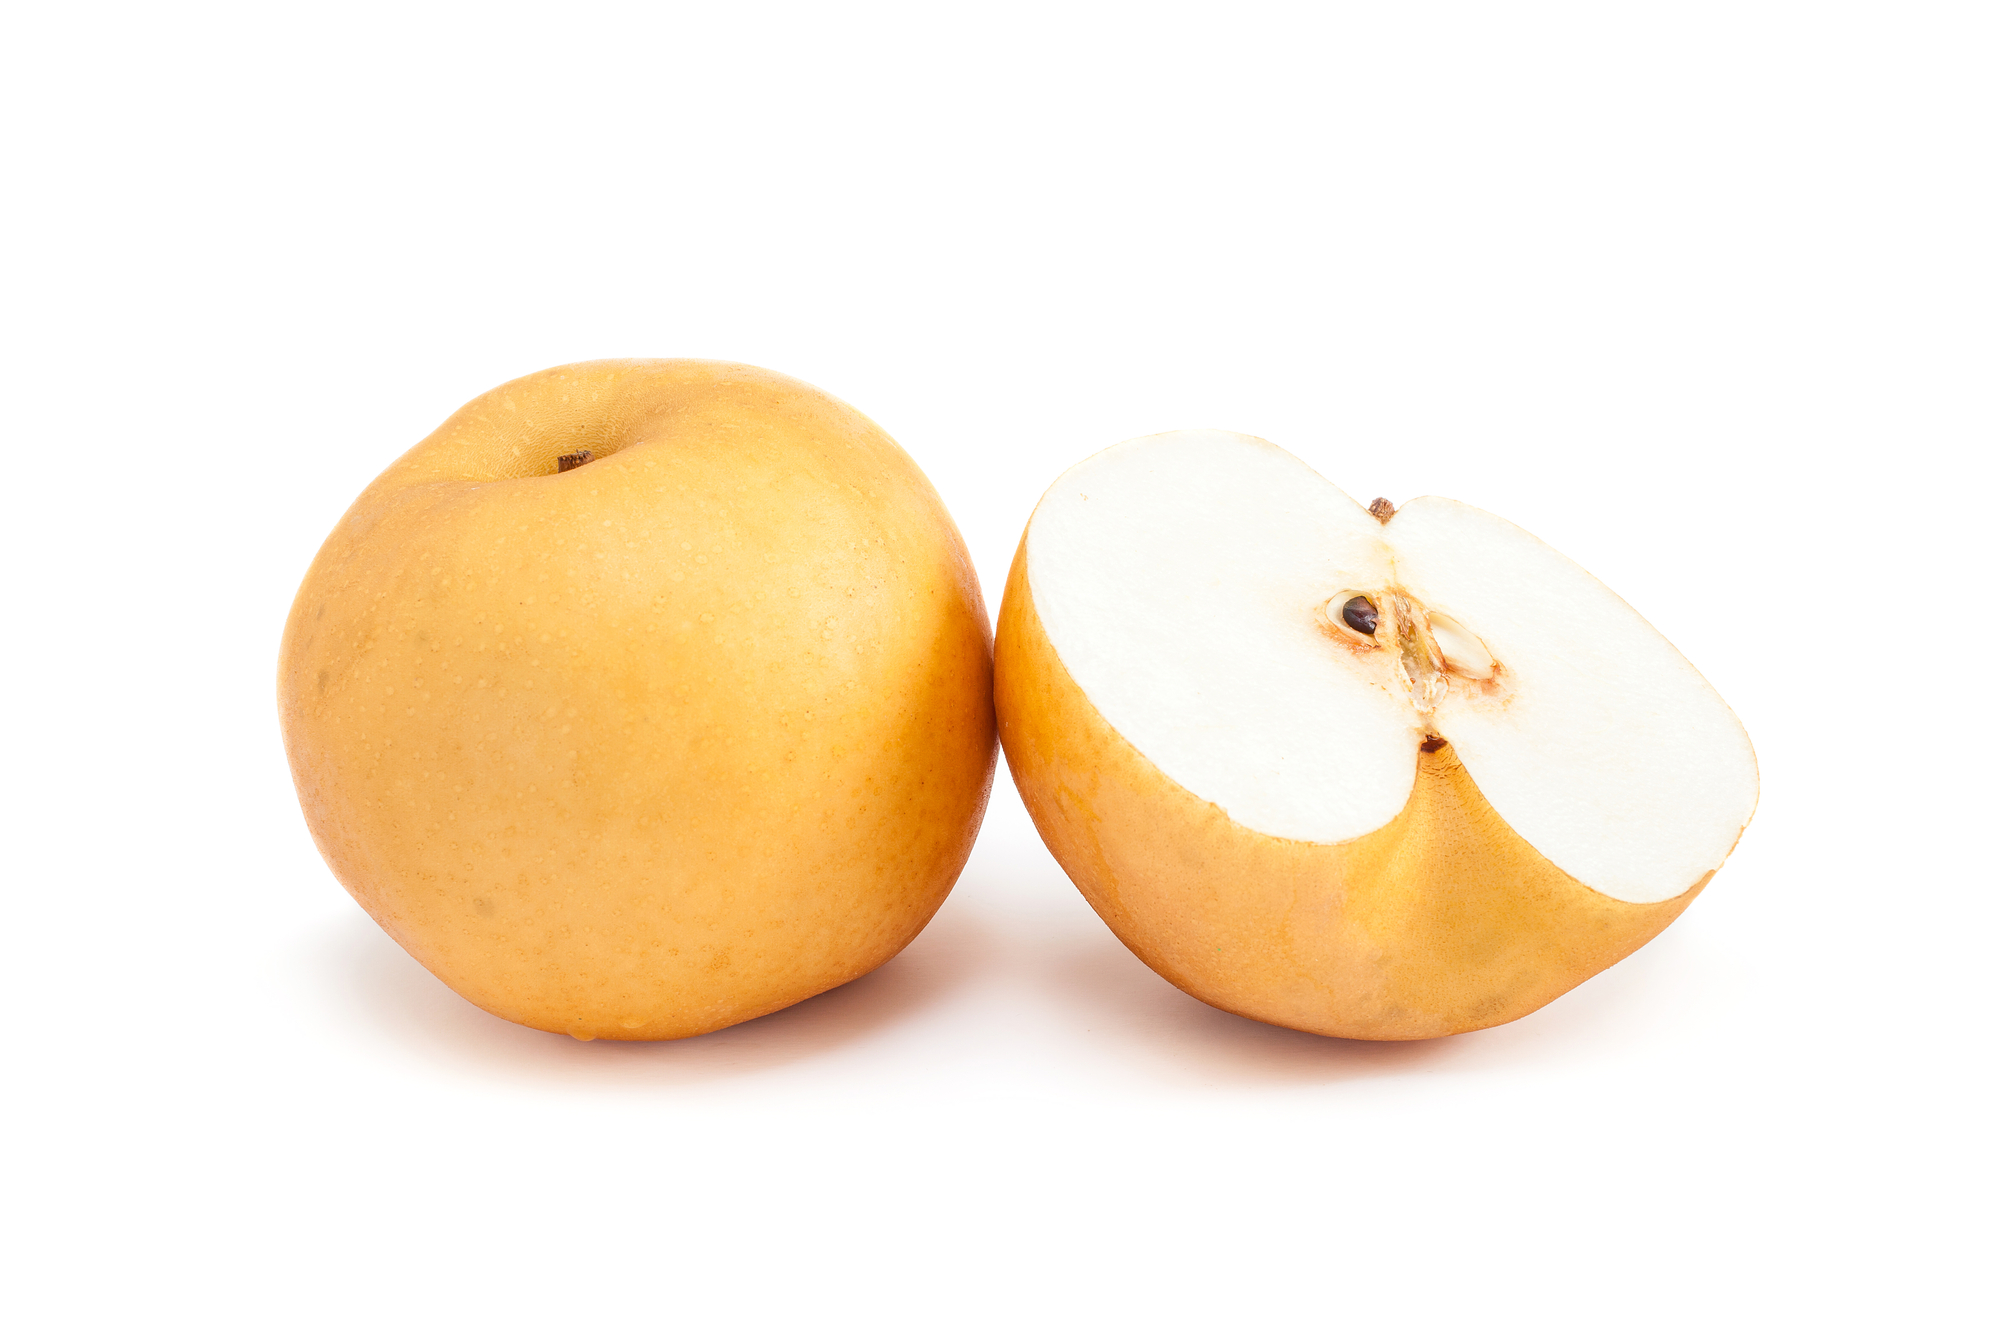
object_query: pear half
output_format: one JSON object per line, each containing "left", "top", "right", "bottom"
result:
{"left": 994, "top": 430, "right": 1757, "bottom": 1039}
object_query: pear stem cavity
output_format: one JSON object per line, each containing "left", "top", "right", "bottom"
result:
{"left": 556, "top": 449, "right": 594, "bottom": 473}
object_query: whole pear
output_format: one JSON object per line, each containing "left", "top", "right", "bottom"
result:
{"left": 280, "top": 361, "right": 996, "bottom": 1039}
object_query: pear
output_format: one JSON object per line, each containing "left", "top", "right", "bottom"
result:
{"left": 995, "top": 430, "right": 1756, "bottom": 1039}
{"left": 280, "top": 361, "right": 995, "bottom": 1040}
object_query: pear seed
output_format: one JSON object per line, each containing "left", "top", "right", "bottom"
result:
{"left": 1341, "top": 596, "right": 1380, "bottom": 636}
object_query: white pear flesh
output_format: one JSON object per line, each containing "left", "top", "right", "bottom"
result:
{"left": 997, "top": 430, "right": 1757, "bottom": 1039}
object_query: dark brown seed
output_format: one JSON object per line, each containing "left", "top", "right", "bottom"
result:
{"left": 557, "top": 449, "right": 594, "bottom": 473}
{"left": 1341, "top": 596, "right": 1379, "bottom": 635}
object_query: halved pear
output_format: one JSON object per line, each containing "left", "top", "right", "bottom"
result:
{"left": 994, "top": 430, "right": 1757, "bottom": 1039}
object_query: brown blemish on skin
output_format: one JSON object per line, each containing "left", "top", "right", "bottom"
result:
{"left": 1368, "top": 497, "right": 1396, "bottom": 523}
{"left": 557, "top": 449, "right": 594, "bottom": 473}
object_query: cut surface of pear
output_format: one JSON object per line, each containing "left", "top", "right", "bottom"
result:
{"left": 996, "top": 429, "right": 1757, "bottom": 1039}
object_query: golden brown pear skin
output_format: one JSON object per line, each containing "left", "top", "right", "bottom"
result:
{"left": 993, "top": 541, "right": 1701, "bottom": 1040}
{"left": 280, "top": 360, "right": 996, "bottom": 1040}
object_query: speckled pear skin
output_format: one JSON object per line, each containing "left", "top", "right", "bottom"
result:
{"left": 280, "top": 361, "right": 996, "bottom": 1040}
{"left": 993, "top": 541, "right": 1700, "bottom": 1040}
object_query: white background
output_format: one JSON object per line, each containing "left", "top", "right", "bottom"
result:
{"left": 5, "top": 4, "right": 1994, "bottom": 1329}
